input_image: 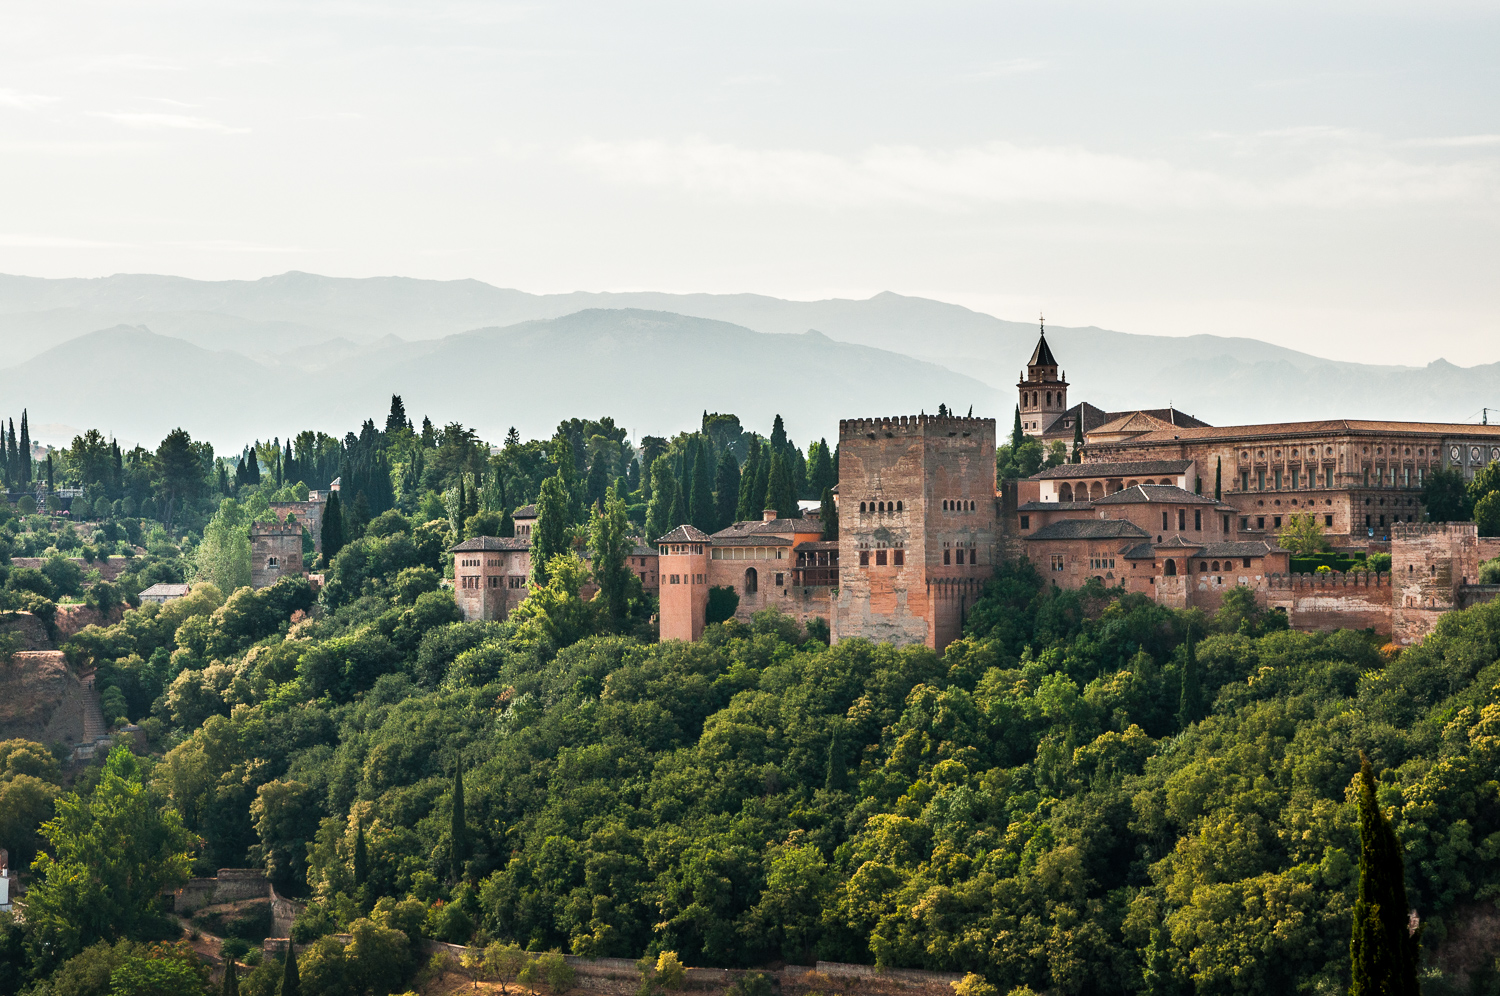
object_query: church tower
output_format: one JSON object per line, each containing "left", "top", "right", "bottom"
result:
{"left": 1017, "top": 315, "right": 1067, "bottom": 438}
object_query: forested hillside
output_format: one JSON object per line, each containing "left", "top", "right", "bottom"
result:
{"left": 1, "top": 400, "right": 1499, "bottom": 996}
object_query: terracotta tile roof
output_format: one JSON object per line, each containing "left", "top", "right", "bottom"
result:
{"left": 656, "top": 524, "right": 710, "bottom": 544}
{"left": 1106, "top": 420, "right": 1500, "bottom": 444}
{"left": 1017, "top": 501, "right": 1096, "bottom": 511}
{"left": 1121, "top": 542, "right": 1156, "bottom": 559}
{"left": 1093, "top": 484, "right": 1221, "bottom": 505}
{"left": 710, "top": 517, "right": 811, "bottom": 538}
{"left": 1188, "top": 540, "right": 1290, "bottom": 557}
{"left": 512, "top": 504, "right": 538, "bottom": 518}
{"left": 451, "top": 536, "right": 531, "bottom": 552}
{"left": 1035, "top": 459, "right": 1192, "bottom": 480}
{"left": 139, "top": 583, "right": 191, "bottom": 598}
{"left": 1026, "top": 519, "right": 1152, "bottom": 541}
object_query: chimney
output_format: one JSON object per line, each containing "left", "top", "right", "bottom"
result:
{"left": 762, "top": 508, "right": 778, "bottom": 521}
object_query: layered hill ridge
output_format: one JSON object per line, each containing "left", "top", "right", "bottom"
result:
{"left": 0, "top": 271, "right": 1495, "bottom": 448}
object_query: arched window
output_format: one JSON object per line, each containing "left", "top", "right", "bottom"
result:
{"left": 1211, "top": 561, "right": 1220, "bottom": 571}
{"left": 1060, "top": 484, "right": 1073, "bottom": 502}
{"left": 744, "top": 567, "right": 758, "bottom": 593}
{"left": 896, "top": 501, "right": 903, "bottom": 511}
{"left": 1200, "top": 562, "right": 1208, "bottom": 573}
{"left": 859, "top": 502, "right": 866, "bottom": 512}
{"left": 1164, "top": 559, "right": 1177, "bottom": 576}
{"left": 1046, "top": 391, "right": 1052, "bottom": 406}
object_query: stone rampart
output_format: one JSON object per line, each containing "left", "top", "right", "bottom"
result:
{"left": 1264, "top": 572, "right": 1392, "bottom": 634}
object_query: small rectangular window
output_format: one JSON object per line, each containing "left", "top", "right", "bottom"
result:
{"left": 1325, "top": 514, "right": 1333, "bottom": 527}
{"left": 859, "top": 550, "right": 869, "bottom": 566}
{"left": 1020, "top": 515, "right": 1030, "bottom": 529}
{"left": 893, "top": 549, "right": 904, "bottom": 566}
{"left": 875, "top": 550, "right": 887, "bottom": 566}
{"left": 1273, "top": 516, "right": 1282, "bottom": 529}
{"left": 1162, "top": 511, "right": 1168, "bottom": 529}
{"left": 1194, "top": 510, "right": 1202, "bottom": 531}
{"left": 775, "top": 573, "right": 784, "bottom": 586}
{"left": 1257, "top": 516, "right": 1265, "bottom": 529}
{"left": 943, "top": 549, "right": 951, "bottom": 565}
{"left": 1241, "top": 471, "right": 1249, "bottom": 491}
{"left": 1242, "top": 557, "right": 1251, "bottom": 568}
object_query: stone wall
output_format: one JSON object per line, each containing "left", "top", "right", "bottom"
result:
{"left": 835, "top": 414, "right": 997, "bottom": 652}
{"left": 250, "top": 521, "right": 304, "bottom": 590}
{"left": 1264, "top": 573, "right": 1393, "bottom": 634}
{"left": 171, "top": 868, "right": 269, "bottom": 914}
{"left": 1392, "top": 522, "right": 1481, "bottom": 644}
{"left": 10, "top": 556, "right": 130, "bottom": 583}
{"left": 269, "top": 500, "right": 326, "bottom": 556}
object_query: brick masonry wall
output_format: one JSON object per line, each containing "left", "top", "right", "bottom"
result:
{"left": 835, "top": 414, "right": 997, "bottom": 652}
{"left": 269, "top": 500, "right": 326, "bottom": 556}
{"left": 1265, "top": 573, "right": 1393, "bottom": 634}
{"left": 250, "top": 522, "right": 304, "bottom": 590}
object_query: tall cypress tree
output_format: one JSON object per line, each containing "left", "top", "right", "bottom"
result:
{"left": 281, "top": 941, "right": 301, "bottom": 996}
{"left": 1011, "top": 405, "right": 1024, "bottom": 451}
{"left": 646, "top": 458, "right": 677, "bottom": 542}
{"left": 1215, "top": 457, "right": 1223, "bottom": 501}
{"left": 353, "top": 822, "right": 368, "bottom": 887}
{"left": 820, "top": 487, "right": 838, "bottom": 540}
{"left": 450, "top": 761, "right": 468, "bottom": 882}
{"left": 690, "top": 443, "right": 714, "bottom": 533}
{"left": 321, "top": 491, "right": 345, "bottom": 562}
{"left": 667, "top": 477, "right": 688, "bottom": 532}
{"left": 1177, "top": 626, "right": 1204, "bottom": 729}
{"left": 713, "top": 449, "right": 740, "bottom": 532}
{"left": 19, "top": 410, "right": 30, "bottom": 485}
{"left": 1071, "top": 417, "right": 1084, "bottom": 463}
{"left": 1351, "top": 753, "right": 1421, "bottom": 996}
{"left": 766, "top": 452, "right": 795, "bottom": 519}
{"left": 770, "top": 414, "right": 788, "bottom": 455}
{"left": 750, "top": 445, "right": 771, "bottom": 516}
{"left": 736, "top": 439, "right": 762, "bottom": 522}
{"left": 222, "top": 955, "right": 239, "bottom": 996}
{"left": 385, "top": 394, "right": 409, "bottom": 435}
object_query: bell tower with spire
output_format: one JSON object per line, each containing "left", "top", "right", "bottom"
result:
{"left": 1017, "top": 314, "right": 1068, "bottom": 439}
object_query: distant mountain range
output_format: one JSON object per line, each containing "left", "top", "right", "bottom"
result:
{"left": 0, "top": 271, "right": 1494, "bottom": 450}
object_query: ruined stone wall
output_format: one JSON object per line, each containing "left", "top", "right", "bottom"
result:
{"left": 834, "top": 414, "right": 996, "bottom": 652}
{"left": 1264, "top": 573, "right": 1392, "bottom": 634}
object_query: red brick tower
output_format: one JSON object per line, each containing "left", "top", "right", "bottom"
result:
{"left": 1017, "top": 315, "right": 1068, "bottom": 438}
{"left": 833, "top": 413, "right": 998, "bottom": 651}
{"left": 657, "top": 525, "right": 711, "bottom": 642}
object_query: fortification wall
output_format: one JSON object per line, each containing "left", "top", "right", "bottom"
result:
{"left": 1265, "top": 573, "right": 1392, "bottom": 634}
{"left": 250, "top": 522, "right": 304, "bottom": 590}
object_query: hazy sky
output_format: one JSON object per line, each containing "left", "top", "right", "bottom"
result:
{"left": 2, "top": 1, "right": 1497, "bottom": 364}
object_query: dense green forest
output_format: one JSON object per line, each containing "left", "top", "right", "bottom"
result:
{"left": 1, "top": 398, "right": 1499, "bottom": 996}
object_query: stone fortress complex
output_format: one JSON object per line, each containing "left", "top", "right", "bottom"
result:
{"left": 648, "top": 326, "right": 1500, "bottom": 649}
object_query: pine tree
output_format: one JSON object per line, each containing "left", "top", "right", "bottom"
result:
{"left": 321, "top": 492, "right": 345, "bottom": 561}
{"left": 505, "top": 426, "right": 520, "bottom": 448}
{"left": 222, "top": 955, "right": 239, "bottom": 996}
{"left": 1215, "top": 457, "right": 1223, "bottom": 501}
{"left": 353, "top": 822, "right": 368, "bottom": 887}
{"left": 1071, "top": 417, "right": 1083, "bottom": 463}
{"left": 216, "top": 463, "right": 230, "bottom": 496}
{"left": 1351, "top": 752, "right": 1421, "bottom": 996}
{"left": 281, "top": 941, "right": 301, "bottom": 996}
{"left": 450, "top": 761, "right": 468, "bottom": 882}
{"left": 464, "top": 474, "right": 479, "bottom": 520}
{"left": 690, "top": 443, "right": 714, "bottom": 533}
{"left": 713, "top": 450, "right": 740, "bottom": 532}
{"left": 736, "top": 439, "right": 762, "bottom": 522}
{"left": 1011, "top": 406, "right": 1024, "bottom": 451}
{"left": 938, "top": 403, "right": 949, "bottom": 417}
{"left": 1177, "top": 626, "right": 1204, "bottom": 729}
{"left": 820, "top": 487, "right": 838, "bottom": 540}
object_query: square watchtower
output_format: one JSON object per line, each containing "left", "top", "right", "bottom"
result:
{"left": 834, "top": 413, "right": 997, "bottom": 651}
